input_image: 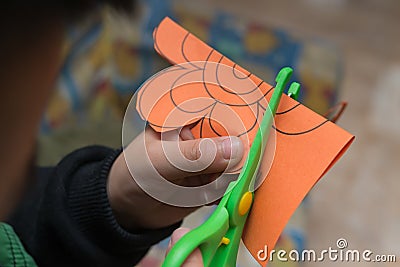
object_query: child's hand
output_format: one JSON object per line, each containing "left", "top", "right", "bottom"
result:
{"left": 108, "top": 126, "right": 243, "bottom": 230}
{"left": 166, "top": 228, "right": 203, "bottom": 267}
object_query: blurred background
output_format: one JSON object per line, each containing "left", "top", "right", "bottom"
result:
{"left": 37, "top": 0, "right": 400, "bottom": 266}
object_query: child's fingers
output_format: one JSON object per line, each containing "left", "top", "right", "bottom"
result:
{"left": 148, "top": 136, "right": 243, "bottom": 180}
{"left": 166, "top": 228, "right": 204, "bottom": 267}
{"left": 179, "top": 125, "right": 195, "bottom": 141}
{"left": 162, "top": 125, "right": 195, "bottom": 142}
{"left": 166, "top": 228, "right": 189, "bottom": 254}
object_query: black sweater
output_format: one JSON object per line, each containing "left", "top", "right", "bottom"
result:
{"left": 9, "top": 146, "right": 179, "bottom": 267}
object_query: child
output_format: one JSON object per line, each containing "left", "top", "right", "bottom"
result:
{"left": 0, "top": 3, "right": 243, "bottom": 267}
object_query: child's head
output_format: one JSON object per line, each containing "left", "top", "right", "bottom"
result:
{"left": 0, "top": 1, "right": 132, "bottom": 219}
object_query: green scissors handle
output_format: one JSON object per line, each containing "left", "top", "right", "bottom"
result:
{"left": 163, "top": 67, "right": 299, "bottom": 267}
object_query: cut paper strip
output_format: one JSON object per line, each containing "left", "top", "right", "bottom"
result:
{"left": 137, "top": 17, "right": 354, "bottom": 266}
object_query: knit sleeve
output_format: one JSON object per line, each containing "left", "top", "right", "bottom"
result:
{"left": 9, "top": 146, "right": 180, "bottom": 267}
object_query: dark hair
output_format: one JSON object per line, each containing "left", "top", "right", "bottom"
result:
{"left": 55, "top": 0, "right": 135, "bottom": 20}
{"left": 2, "top": 1, "right": 135, "bottom": 22}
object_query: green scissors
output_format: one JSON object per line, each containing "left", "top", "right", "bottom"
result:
{"left": 163, "top": 67, "right": 300, "bottom": 267}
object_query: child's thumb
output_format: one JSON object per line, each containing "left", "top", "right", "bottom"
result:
{"left": 151, "top": 136, "right": 243, "bottom": 179}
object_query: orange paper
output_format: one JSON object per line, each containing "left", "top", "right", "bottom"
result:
{"left": 136, "top": 17, "right": 354, "bottom": 265}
